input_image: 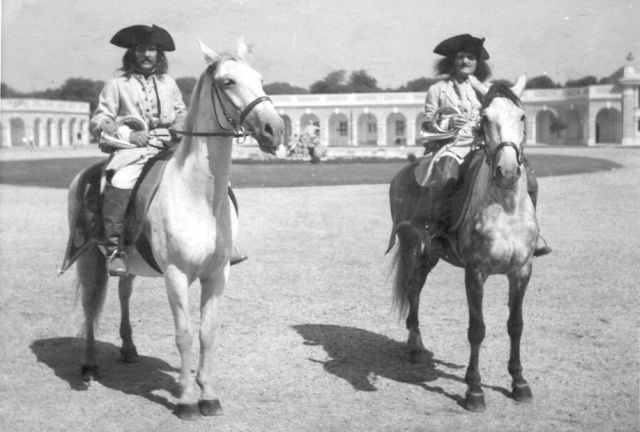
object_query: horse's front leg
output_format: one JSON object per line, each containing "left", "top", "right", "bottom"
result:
{"left": 464, "top": 267, "right": 487, "bottom": 412}
{"left": 164, "top": 268, "right": 200, "bottom": 420}
{"left": 118, "top": 274, "right": 138, "bottom": 362}
{"left": 195, "top": 269, "right": 227, "bottom": 416}
{"left": 507, "top": 265, "right": 533, "bottom": 402}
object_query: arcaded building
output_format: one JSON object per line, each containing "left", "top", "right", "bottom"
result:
{"left": 272, "top": 60, "right": 640, "bottom": 148}
{"left": 1, "top": 61, "right": 638, "bottom": 148}
{"left": 0, "top": 99, "right": 90, "bottom": 147}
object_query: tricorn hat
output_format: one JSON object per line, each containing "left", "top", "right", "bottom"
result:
{"left": 433, "top": 34, "right": 489, "bottom": 60}
{"left": 110, "top": 24, "right": 175, "bottom": 51}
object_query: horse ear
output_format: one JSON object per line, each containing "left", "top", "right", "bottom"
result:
{"left": 236, "top": 37, "right": 249, "bottom": 60}
{"left": 468, "top": 75, "right": 488, "bottom": 97}
{"left": 511, "top": 74, "right": 527, "bottom": 97}
{"left": 198, "top": 39, "right": 218, "bottom": 64}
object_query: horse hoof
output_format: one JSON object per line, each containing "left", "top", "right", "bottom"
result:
{"left": 120, "top": 346, "right": 139, "bottom": 363}
{"left": 80, "top": 365, "right": 99, "bottom": 382}
{"left": 199, "top": 399, "right": 223, "bottom": 416}
{"left": 512, "top": 383, "right": 533, "bottom": 402}
{"left": 407, "top": 350, "right": 427, "bottom": 364}
{"left": 464, "top": 390, "right": 486, "bottom": 412}
{"left": 175, "top": 403, "right": 201, "bottom": 421}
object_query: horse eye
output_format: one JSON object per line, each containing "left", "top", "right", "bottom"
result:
{"left": 222, "top": 79, "right": 235, "bottom": 87}
{"left": 520, "top": 115, "right": 526, "bottom": 122}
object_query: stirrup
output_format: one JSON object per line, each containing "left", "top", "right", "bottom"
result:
{"left": 107, "top": 250, "right": 129, "bottom": 276}
{"left": 533, "top": 235, "right": 552, "bottom": 258}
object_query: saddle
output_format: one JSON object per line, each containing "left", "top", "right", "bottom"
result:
{"left": 61, "top": 149, "right": 173, "bottom": 274}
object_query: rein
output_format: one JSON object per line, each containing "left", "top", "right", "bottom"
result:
{"left": 171, "top": 64, "right": 272, "bottom": 140}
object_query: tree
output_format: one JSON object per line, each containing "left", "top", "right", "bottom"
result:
{"left": 1, "top": 83, "right": 23, "bottom": 98}
{"left": 55, "top": 78, "right": 105, "bottom": 112}
{"left": 263, "top": 82, "right": 308, "bottom": 95}
{"left": 526, "top": 75, "right": 561, "bottom": 89}
{"left": 565, "top": 75, "right": 598, "bottom": 88}
{"left": 310, "top": 70, "right": 348, "bottom": 94}
{"left": 175, "top": 77, "right": 197, "bottom": 107}
{"left": 346, "top": 69, "right": 379, "bottom": 92}
{"left": 394, "top": 77, "right": 439, "bottom": 92}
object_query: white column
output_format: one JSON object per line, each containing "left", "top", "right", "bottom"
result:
{"left": 1, "top": 120, "right": 12, "bottom": 147}
{"left": 377, "top": 120, "right": 387, "bottom": 146}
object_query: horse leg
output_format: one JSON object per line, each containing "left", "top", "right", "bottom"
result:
{"left": 464, "top": 268, "right": 487, "bottom": 412}
{"left": 77, "top": 247, "right": 108, "bottom": 383}
{"left": 395, "top": 224, "right": 438, "bottom": 363}
{"left": 196, "top": 272, "right": 226, "bottom": 416}
{"left": 118, "top": 274, "right": 139, "bottom": 362}
{"left": 164, "top": 269, "right": 200, "bottom": 420}
{"left": 507, "top": 266, "right": 533, "bottom": 402}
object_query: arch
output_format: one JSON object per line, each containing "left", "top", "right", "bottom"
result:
{"left": 47, "top": 118, "right": 56, "bottom": 146}
{"left": 386, "top": 112, "right": 407, "bottom": 146}
{"left": 357, "top": 112, "right": 377, "bottom": 146}
{"left": 328, "top": 112, "right": 349, "bottom": 147}
{"left": 58, "top": 118, "right": 66, "bottom": 146}
{"left": 69, "top": 117, "right": 77, "bottom": 146}
{"left": 280, "top": 114, "right": 292, "bottom": 147}
{"left": 535, "top": 110, "right": 555, "bottom": 145}
{"left": 300, "top": 113, "right": 320, "bottom": 136}
{"left": 34, "top": 118, "right": 43, "bottom": 146}
{"left": 10, "top": 118, "right": 27, "bottom": 146}
{"left": 595, "top": 108, "right": 622, "bottom": 143}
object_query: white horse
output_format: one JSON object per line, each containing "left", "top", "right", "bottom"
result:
{"left": 64, "top": 39, "right": 283, "bottom": 420}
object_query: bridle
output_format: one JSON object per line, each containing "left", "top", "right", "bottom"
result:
{"left": 479, "top": 106, "right": 526, "bottom": 188}
{"left": 171, "top": 64, "right": 272, "bottom": 141}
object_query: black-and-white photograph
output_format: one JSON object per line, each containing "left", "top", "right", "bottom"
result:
{"left": 1, "top": 0, "right": 639, "bottom": 430}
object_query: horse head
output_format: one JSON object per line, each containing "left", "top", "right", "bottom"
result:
{"left": 477, "top": 75, "right": 527, "bottom": 189}
{"left": 197, "top": 39, "right": 284, "bottom": 154}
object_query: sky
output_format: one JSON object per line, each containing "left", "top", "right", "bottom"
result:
{"left": 1, "top": 0, "right": 639, "bottom": 93}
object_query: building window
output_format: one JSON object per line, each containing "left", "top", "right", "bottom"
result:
{"left": 395, "top": 120, "right": 406, "bottom": 136}
{"left": 367, "top": 122, "right": 377, "bottom": 133}
{"left": 338, "top": 121, "right": 348, "bottom": 136}
{"left": 637, "top": 119, "right": 640, "bottom": 132}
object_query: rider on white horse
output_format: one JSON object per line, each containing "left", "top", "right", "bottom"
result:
{"left": 91, "top": 24, "right": 247, "bottom": 276}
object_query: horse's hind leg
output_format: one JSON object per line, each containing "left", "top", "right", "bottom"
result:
{"left": 395, "top": 225, "right": 438, "bottom": 363}
{"left": 77, "top": 247, "right": 108, "bottom": 382}
{"left": 118, "top": 274, "right": 139, "bottom": 362}
{"left": 507, "top": 266, "right": 533, "bottom": 402}
{"left": 463, "top": 268, "right": 487, "bottom": 412}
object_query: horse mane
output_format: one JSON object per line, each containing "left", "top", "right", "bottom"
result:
{"left": 481, "top": 82, "right": 522, "bottom": 110}
{"left": 180, "top": 53, "right": 243, "bottom": 147}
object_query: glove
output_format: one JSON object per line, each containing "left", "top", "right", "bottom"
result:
{"left": 129, "top": 131, "right": 149, "bottom": 146}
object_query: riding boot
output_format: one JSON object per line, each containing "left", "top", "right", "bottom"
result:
{"left": 525, "top": 164, "right": 552, "bottom": 257}
{"left": 228, "top": 186, "right": 248, "bottom": 266}
{"left": 102, "top": 184, "right": 133, "bottom": 276}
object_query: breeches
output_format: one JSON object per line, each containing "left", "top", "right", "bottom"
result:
{"left": 105, "top": 147, "right": 157, "bottom": 189}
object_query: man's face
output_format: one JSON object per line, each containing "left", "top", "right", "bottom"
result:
{"left": 134, "top": 44, "right": 158, "bottom": 72}
{"left": 453, "top": 51, "right": 477, "bottom": 78}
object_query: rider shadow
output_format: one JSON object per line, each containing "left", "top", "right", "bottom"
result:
{"left": 30, "top": 337, "right": 178, "bottom": 410}
{"left": 292, "top": 324, "right": 468, "bottom": 407}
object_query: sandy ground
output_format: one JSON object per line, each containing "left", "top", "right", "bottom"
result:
{"left": 0, "top": 147, "right": 638, "bottom": 431}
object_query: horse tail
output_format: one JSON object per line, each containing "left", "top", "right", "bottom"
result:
{"left": 75, "top": 245, "right": 108, "bottom": 337}
{"left": 389, "top": 221, "right": 428, "bottom": 319}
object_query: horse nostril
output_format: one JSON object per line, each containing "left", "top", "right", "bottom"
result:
{"left": 264, "top": 123, "right": 274, "bottom": 137}
{"left": 516, "top": 166, "right": 522, "bottom": 177}
{"left": 495, "top": 166, "right": 504, "bottom": 178}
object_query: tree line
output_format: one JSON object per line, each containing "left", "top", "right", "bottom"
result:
{"left": 0, "top": 69, "right": 619, "bottom": 111}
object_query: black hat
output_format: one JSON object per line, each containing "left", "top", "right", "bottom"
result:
{"left": 110, "top": 24, "right": 175, "bottom": 51}
{"left": 433, "top": 34, "right": 489, "bottom": 60}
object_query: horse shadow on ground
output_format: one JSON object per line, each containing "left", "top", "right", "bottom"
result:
{"left": 293, "top": 324, "right": 512, "bottom": 407}
{"left": 30, "top": 337, "right": 178, "bottom": 410}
